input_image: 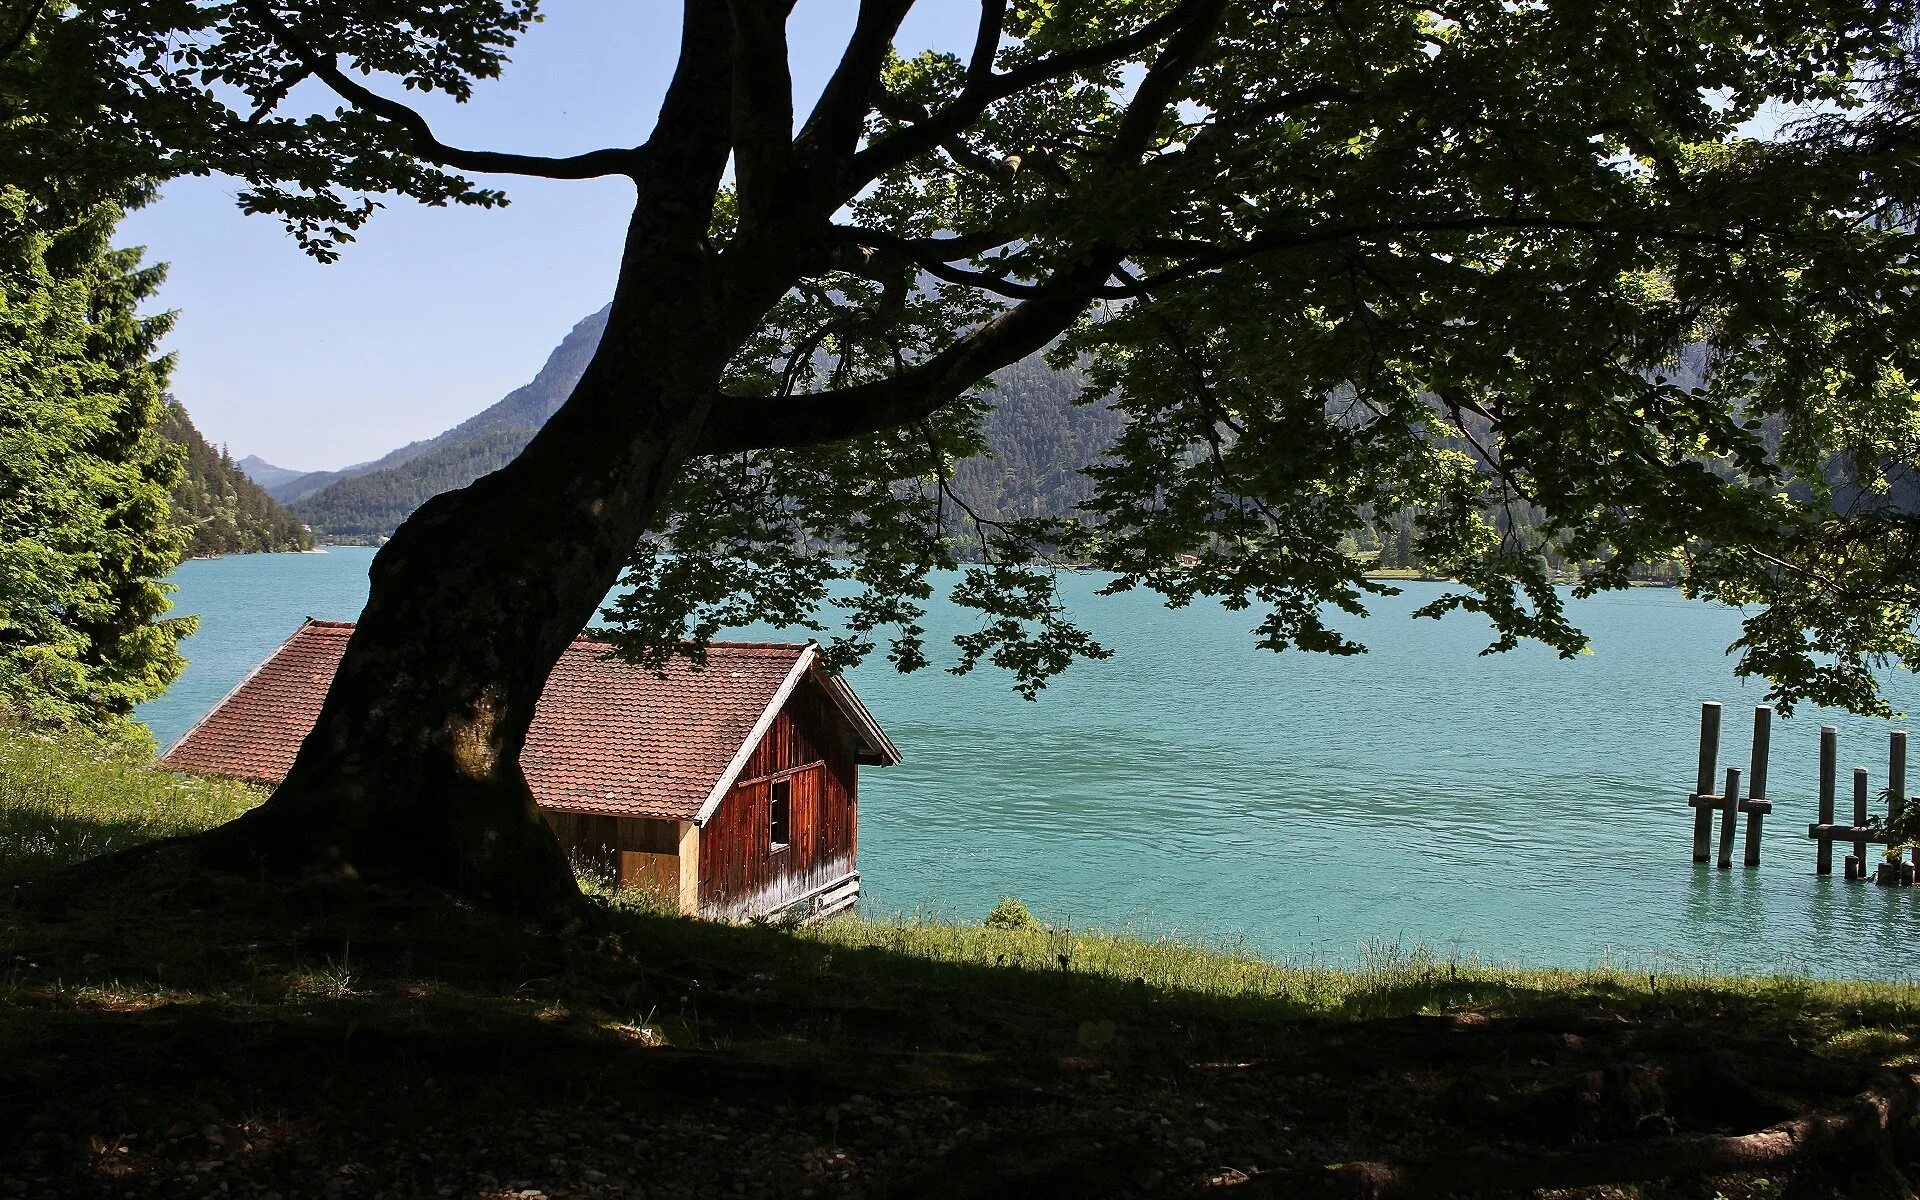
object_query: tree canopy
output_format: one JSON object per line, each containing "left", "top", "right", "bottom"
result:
{"left": 38, "top": 0, "right": 1920, "bottom": 717}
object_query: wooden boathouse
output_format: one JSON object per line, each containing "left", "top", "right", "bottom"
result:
{"left": 161, "top": 619, "right": 900, "bottom": 921}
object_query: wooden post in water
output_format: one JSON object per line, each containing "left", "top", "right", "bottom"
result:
{"left": 1718, "top": 766, "right": 1742, "bottom": 870}
{"left": 1854, "top": 767, "right": 1871, "bottom": 874}
{"left": 1890, "top": 731, "right": 1907, "bottom": 831}
{"left": 1817, "top": 726, "right": 1838, "bottom": 874}
{"left": 1745, "top": 705, "right": 1772, "bottom": 867}
{"left": 1693, "top": 702, "right": 1722, "bottom": 864}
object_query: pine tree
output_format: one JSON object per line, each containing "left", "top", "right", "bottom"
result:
{"left": 0, "top": 188, "right": 193, "bottom": 725}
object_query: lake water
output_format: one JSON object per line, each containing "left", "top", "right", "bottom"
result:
{"left": 138, "top": 547, "right": 1920, "bottom": 976}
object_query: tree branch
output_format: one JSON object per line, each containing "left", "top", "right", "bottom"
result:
{"left": 1111, "top": 216, "right": 1740, "bottom": 297}
{"left": 840, "top": 0, "right": 1221, "bottom": 202}
{"left": 235, "top": 0, "right": 645, "bottom": 181}
{"left": 826, "top": 225, "right": 1020, "bottom": 268}
{"left": 703, "top": 0, "right": 1228, "bottom": 454}
{"left": 647, "top": 0, "right": 739, "bottom": 198}
{"left": 696, "top": 284, "right": 1086, "bottom": 454}
{"left": 965, "top": 0, "right": 1006, "bottom": 87}
{"left": 850, "top": 214, "right": 1738, "bottom": 303}
{"left": 794, "top": 0, "right": 918, "bottom": 168}
{"left": 728, "top": 0, "right": 797, "bottom": 226}
{"left": 0, "top": 0, "right": 47, "bottom": 65}
{"left": 872, "top": 90, "right": 1024, "bottom": 182}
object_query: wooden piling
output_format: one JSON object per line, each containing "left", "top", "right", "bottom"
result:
{"left": 1743, "top": 793, "right": 1765, "bottom": 869}
{"left": 1854, "top": 767, "right": 1871, "bottom": 874}
{"left": 1693, "top": 702, "right": 1722, "bottom": 864}
{"left": 1818, "top": 726, "right": 1838, "bottom": 875}
{"left": 1744, "top": 706, "right": 1771, "bottom": 867}
{"left": 1891, "top": 731, "right": 1907, "bottom": 830}
{"left": 1718, "top": 766, "right": 1742, "bottom": 870}
{"left": 1747, "top": 705, "right": 1772, "bottom": 803}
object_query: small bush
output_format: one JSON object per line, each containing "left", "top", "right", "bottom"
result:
{"left": 984, "top": 896, "right": 1041, "bottom": 932}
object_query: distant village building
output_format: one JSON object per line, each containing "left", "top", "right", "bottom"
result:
{"left": 161, "top": 619, "right": 899, "bottom": 921}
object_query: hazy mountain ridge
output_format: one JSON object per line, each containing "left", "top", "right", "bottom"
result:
{"left": 276, "top": 310, "right": 1720, "bottom": 558}
{"left": 289, "top": 307, "right": 1109, "bottom": 541}
{"left": 257, "top": 307, "right": 615, "bottom": 510}
{"left": 234, "top": 455, "right": 310, "bottom": 492}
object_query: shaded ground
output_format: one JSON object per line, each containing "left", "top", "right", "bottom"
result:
{"left": 4, "top": 850, "right": 1920, "bottom": 1199}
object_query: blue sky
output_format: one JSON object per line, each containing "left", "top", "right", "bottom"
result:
{"left": 122, "top": 2, "right": 983, "bottom": 471}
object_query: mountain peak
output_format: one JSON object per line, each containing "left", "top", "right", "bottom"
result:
{"left": 236, "top": 454, "right": 317, "bottom": 492}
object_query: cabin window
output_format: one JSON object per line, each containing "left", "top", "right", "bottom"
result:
{"left": 769, "top": 780, "right": 791, "bottom": 851}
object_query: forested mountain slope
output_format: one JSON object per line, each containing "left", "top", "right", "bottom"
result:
{"left": 161, "top": 403, "right": 313, "bottom": 556}
{"left": 289, "top": 431, "right": 529, "bottom": 540}
{"left": 277, "top": 308, "right": 611, "bottom": 511}
{"left": 951, "top": 355, "right": 1121, "bottom": 525}
{"left": 291, "top": 307, "right": 1109, "bottom": 541}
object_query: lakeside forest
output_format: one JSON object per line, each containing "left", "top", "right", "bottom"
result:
{"left": 10, "top": 1, "right": 1920, "bottom": 1197}
{"left": 161, "top": 403, "right": 314, "bottom": 557}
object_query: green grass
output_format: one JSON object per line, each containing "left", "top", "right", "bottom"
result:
{"left": 0, "top": 717, "right": 258, "bottom": 884}
{"left": 6, "top": 715, "right": 1920, "bottom": 1061}
{"left": 6, "top": 714, "right": 1920, "bottom": 1025}
{"left": 6, "top": 721, "right": 1920, "bottom": 1196}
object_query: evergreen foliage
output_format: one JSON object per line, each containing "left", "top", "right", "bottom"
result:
{"left": 0, "top": 188, "right": 192, "bottom": 725}
{"left": 161, "top": 403, "right": 314, "bottom": 556}
{"left": 0, "top": 11, "right": 208, "bottom": 726}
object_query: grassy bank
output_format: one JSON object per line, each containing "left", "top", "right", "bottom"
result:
{"left": 4, "top": 720, "right": 1920, "bottom": 1197}
{"left": 18, "top": 716, "right": 1905, "bottom": 1024}
{"left": 0, "top": 718, "right": 257, "bottom": 884}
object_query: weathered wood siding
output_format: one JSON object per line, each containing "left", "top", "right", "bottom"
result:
{"left": 617, "top": 850, "right": 679, "bottom": 903}
{"left": 699, "top": 676, "right": 859, "bottom": 918}
{"left": 544, "top": 811, "right": 679, "bottom": 898}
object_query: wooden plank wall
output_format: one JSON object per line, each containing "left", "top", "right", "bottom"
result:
{"left": 544, "top": 810, "right": 677, "bottom": 881}
{"left": 617, "top": 851, "right": 679, "bottom": 903}
{"left": 699, "top": 675, "right": 860, "bottom": 918}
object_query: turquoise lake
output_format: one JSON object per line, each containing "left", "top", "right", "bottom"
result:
{"left": 137, "top": 546, "right": 1920, "bottom": 976}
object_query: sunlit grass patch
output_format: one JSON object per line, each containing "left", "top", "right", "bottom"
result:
{"left": 800, "top": 913, "right": 1334, "bottom": 1007}
{"left": 0, "top": 716, "right": 259, "bottom": 883}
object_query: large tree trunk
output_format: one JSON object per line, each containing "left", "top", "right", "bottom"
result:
{"left": 200, "top": 209, "right": 740, "bottom": 910}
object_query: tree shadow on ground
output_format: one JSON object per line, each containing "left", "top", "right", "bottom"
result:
{"left": 3, "top": 855, "right": 1919, "bottom": 1199}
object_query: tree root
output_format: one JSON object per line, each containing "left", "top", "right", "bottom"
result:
{"left": 1243, "top": 1070, "right": 1918, "bottom": 1198}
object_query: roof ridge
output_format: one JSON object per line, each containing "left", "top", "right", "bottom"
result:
{"left": 566, "top": 634, "right": 813, "bottom": 651}
{"left": 296, "top": 620, "right": 810, "bottom": 653}
{"left": 292, "top": 621, "right": 812, "bottom": 653}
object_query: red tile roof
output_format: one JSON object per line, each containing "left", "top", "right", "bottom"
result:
{"left": 159, "top": 620, "right": 888, "bottom": 823}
